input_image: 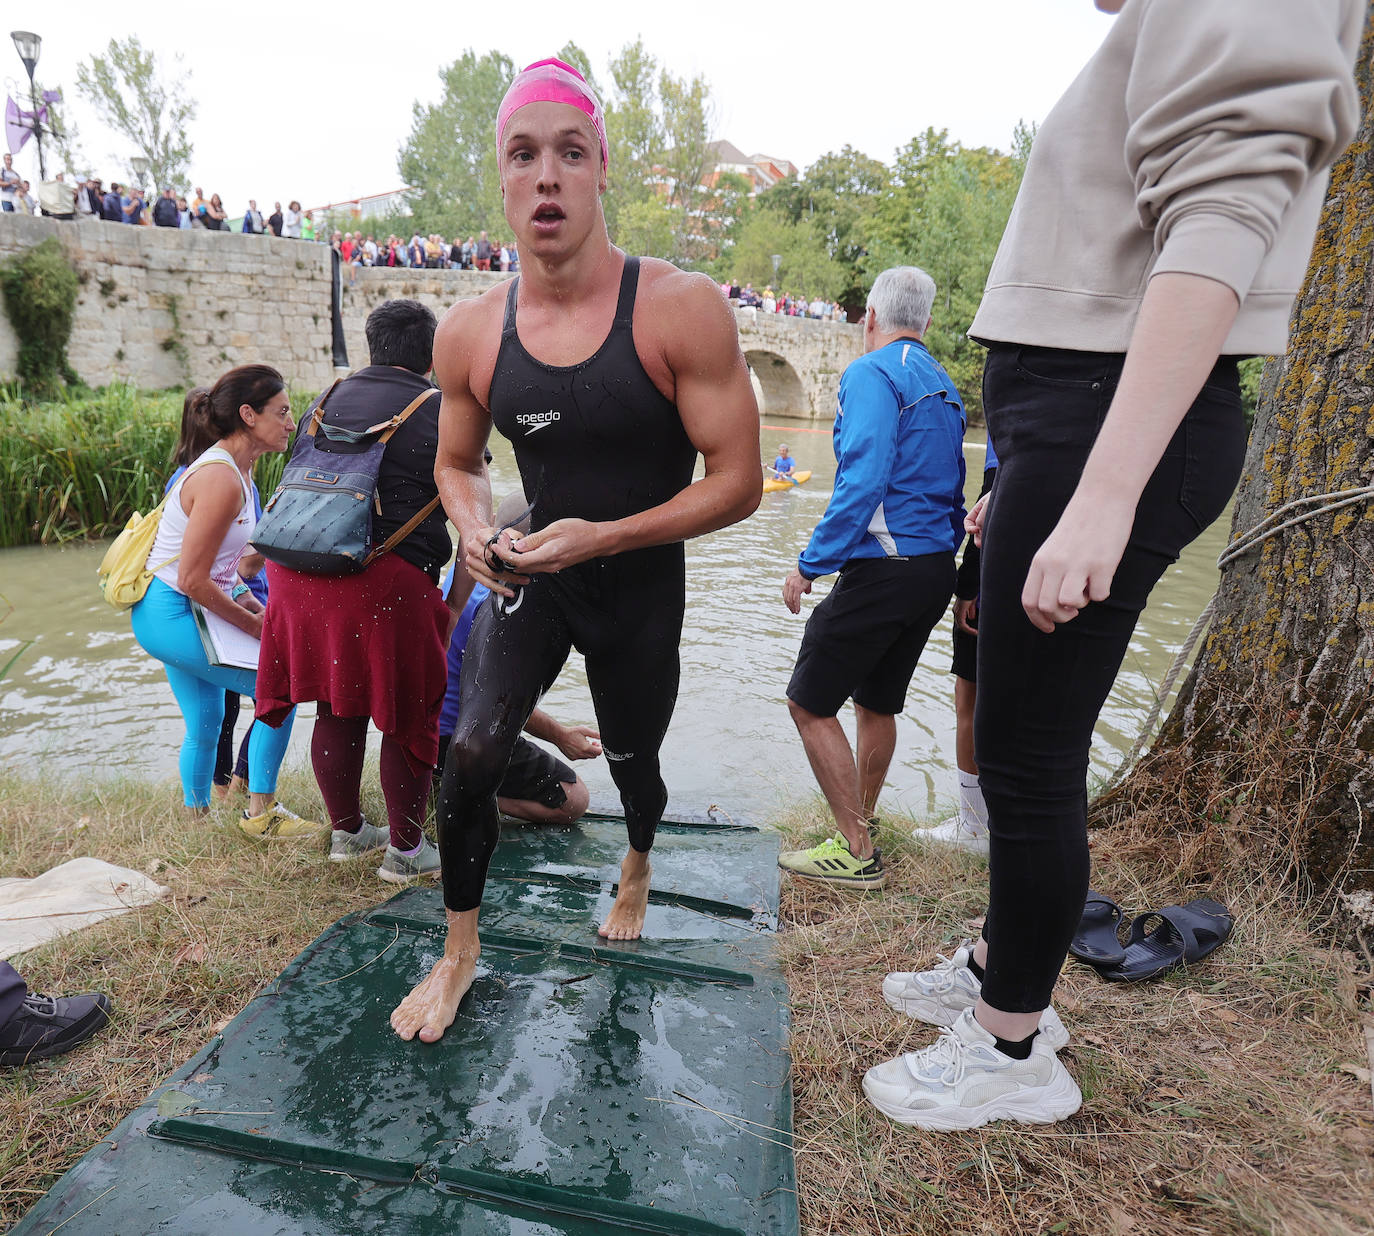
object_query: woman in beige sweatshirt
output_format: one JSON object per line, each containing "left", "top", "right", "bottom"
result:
{"left": 864, "top": 0, "right": 1364, "bottom": 1131}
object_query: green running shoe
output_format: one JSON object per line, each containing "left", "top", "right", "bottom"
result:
{"left": 777, "top": 835, "right": 886, "bottom": 888}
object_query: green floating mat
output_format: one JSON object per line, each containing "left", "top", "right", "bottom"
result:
{"left": 16, "top": 818, "right": 798, "bottom": 1235}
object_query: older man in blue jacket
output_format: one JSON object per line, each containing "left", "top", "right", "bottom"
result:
{"left": 778, "top": 265, "right": 966, "bottom": 888}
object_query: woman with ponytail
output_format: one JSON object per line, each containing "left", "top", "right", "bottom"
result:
{"left": 132, "top": 366, "right": 321, "bottom": 838}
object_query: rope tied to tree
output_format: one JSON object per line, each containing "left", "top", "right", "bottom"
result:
{"left": 1104, "top": 482, "right": 1374, "bottom": 791}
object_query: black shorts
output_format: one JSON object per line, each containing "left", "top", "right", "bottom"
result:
{"left": 787, "top": 553, "right": 955, "bottom": 718}
{"left": 437, "top": 733, "right": 575, "bottom": 810}
{"left": 951, "top": 619, "right": 977, "bottom": 683}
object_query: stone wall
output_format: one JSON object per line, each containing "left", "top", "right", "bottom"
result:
{"left": 0, "top": 216, "right": 859, "bottom": 418}
{"left": 0, "top": 214, "right": 337, "bottom": 390}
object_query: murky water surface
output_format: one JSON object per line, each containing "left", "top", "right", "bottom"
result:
{"left": 0, "top": 422, "right": 1228, "bottom": 819}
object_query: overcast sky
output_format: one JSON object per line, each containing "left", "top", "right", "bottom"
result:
{"left": 4, "top": 1, "right": 1112, "bottom": 212}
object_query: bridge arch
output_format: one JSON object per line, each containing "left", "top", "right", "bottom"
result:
{"left": 745, "top": 349, "right": 808, "bottom": 419}
{"left": 733, "top": 308, "right": 862, "bottom": 420}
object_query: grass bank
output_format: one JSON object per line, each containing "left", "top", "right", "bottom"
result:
{"left": 0, "top": 384, "right": 306, "bottom": 547}
{"left": 1, "top": 773, "right": 1370, "bottom": 1233}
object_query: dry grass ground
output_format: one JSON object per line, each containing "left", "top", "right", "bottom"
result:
{"left": 1, "top": 770, "right": 1371, "bottom": 1234}
{"left": 779, "top": 801, "right": 1374, "bottom": 1236}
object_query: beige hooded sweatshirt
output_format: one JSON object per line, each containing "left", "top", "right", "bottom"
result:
{"left": 970, "top": 0, "right": 1365, "bottom": 357}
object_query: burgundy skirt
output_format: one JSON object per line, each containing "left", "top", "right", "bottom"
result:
{"left": 255, "top": 555, "right": 449, "bottom": 772}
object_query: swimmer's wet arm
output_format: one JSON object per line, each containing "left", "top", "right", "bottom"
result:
{"left": 432, "top": 305, "right": 497, "bottom": 560}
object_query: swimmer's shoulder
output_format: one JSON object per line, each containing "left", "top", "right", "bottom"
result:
{"left": 434, "top": 281, "right": 511, "bottom": 405}
{"left": 634, "top": 259, "right": 741, "bottom": 358}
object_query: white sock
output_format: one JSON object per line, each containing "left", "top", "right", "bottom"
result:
{"left": 957, "top": 770, "right": 988, "bottom": 834}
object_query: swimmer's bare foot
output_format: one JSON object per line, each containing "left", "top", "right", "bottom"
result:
{"left": 599, "top": 849, "right": 652, "bottom": 940}
{"left": 391, "top": 910, "right": 481, "bottom": 1044}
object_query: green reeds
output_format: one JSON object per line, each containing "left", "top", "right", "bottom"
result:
{"left": 0, "top": 384, "right": 316, "bottom": 546}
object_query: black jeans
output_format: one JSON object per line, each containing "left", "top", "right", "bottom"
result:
{"left": 974, "top": 345, "right": 1246, "bottom": 1013}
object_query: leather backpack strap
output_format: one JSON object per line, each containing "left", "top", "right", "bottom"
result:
{"left": 306, "top": 377, "right": 344, "bottom": 437}
{"left": 375, "top": 386, "right": 440, "bottom": 444}
{"left": 362, "top": 496, "right": 442, "bottom": 567}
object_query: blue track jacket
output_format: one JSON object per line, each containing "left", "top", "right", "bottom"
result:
{"left": 798, "top": 338, "right": 966, "bottom": 580}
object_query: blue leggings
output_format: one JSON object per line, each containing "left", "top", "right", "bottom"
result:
{"left": 131, "top": 578, "right": 295, "bottom": 807}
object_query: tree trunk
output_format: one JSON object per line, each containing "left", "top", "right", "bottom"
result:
{"left": 1096, "top": 12, "right": 1374, "bottom": 892}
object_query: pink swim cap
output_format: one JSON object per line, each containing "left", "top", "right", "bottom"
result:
{"left": 496, "top": 57, "right": 608, "bottom": 171}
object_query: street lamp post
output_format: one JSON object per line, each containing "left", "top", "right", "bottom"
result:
{"left": 10, "top": 31, "right": 45, "bottom": 183}
{"left": 771, "top": 253, "right": 781, "bottom": 289}
{"left": 131, "top": 156, "right": 149, "bottom": 196}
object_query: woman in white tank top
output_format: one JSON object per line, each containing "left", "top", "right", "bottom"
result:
{"left": 129, "top": 366, "right": 321, "bottom": 838}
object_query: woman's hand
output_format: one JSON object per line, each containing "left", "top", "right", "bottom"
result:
{"left": 965, "top": 494, "right": 990, "bottom": 547}
{"left": 1021, "top": 496, "right": 1133, "bottom": 633}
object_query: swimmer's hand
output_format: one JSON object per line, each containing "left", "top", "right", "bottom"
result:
{"left": 782, "top": 568, "right": 812, "bottom": 615}
{"left": 464, "top": 525, "right": 531, "bottom": 597}
{"left": 1022, "top": 496, "right": 1132, "bottom": 633}
{"left": 509, "top": 519, "right": 607, "bottom": 573}
{"left": 556, "top": 724, "right": 603, "bottom": 761}
{"left": 965, "top": 494, "right": 990, "bottom": 548}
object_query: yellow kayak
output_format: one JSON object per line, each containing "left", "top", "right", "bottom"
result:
{"left": 763, "top": 469, "right": 811, "bottom": 493}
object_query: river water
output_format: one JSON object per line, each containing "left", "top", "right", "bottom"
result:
{"left": 0, "top": 421, "right": 1228, "bottom": 821}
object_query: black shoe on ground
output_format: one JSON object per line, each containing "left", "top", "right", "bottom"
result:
{"left": 0, "top": 993, "right": 113, "bottom": 1066}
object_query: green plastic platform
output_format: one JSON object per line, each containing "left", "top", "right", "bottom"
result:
{"left": 16, "top": 811, "right": 798, "bottom": 1235}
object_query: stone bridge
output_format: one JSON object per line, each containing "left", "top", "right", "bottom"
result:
{"left": 0, "top": 217, "right": 860, "bottom": 421}
{"left": 733, "top": 306, "right": 861, "bottom": 421}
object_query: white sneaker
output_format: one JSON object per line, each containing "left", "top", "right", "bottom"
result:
{"left": 328, "top": 818, "right": 389, "bottom": 862}
{"left": 882, "top": 940, "right": 1069, "bottom": 1051}
{"left": 912, "top": 815, "right": 990, "bottom": 856}
{"left": 862, "top": 1008, "right": 1083, "bottom": 1131}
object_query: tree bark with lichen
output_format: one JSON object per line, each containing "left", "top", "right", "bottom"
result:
{"left": 1095, "top": 14, "right": 1374, "bottom": 892}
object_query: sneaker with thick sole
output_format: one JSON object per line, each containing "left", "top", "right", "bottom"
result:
{"left": 329, "top": 818, "right": 389, "bottom": 862}
{"left": 0, "top": 992, "right": 113, "bottom": 1066}
{"left": 862, "top": 1007, "right": 1083, "bottom": 1131}
{"left": 882, "top": 940, "right": 1070, "bottom": 1050}
{"left": 377, "top": 837, "right": 442, "bottom": 884}
{"left": 239, "top": 801, "right": 325, "bottom": 841}
{"left": 777, "top": 835, "right": 885, "bottom": 889}
{"left": 912, "top": 815, "right": 990, "bottom": 857}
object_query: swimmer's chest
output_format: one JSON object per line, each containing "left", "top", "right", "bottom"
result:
{"left": 489, "top": 328, "right": 689, "bottom": 460}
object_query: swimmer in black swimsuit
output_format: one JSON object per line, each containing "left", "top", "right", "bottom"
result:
{"left": 391, "top": 58, "right": 761, "bottom": 1045}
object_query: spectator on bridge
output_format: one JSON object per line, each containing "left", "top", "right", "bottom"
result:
{"left": 301, "top": 212, "right": 316, "bottom": 241}
{"left": 153, "top": 186, "right": 180, "bottom": 228}
{"left": 474, "top": 229, "right": 492, "bottom": 271}
{"left": 75, "top": 177, "right": 99, "bottom": 221}
{"left": 267, "top": 202, "right": 284, "bottom": 238}
{"left": 102, "top": 182, "right": 123, "bottom": 222}
{"left": 202, "top": 194, "right": 227, "bottom": 231}
{"left": 38, "top": 173, "right": 77, "bottom": 220}
{"left": 122, "top": 185, "right": 147, "bottom": 225}
{"left": 191, "top": 188, "right": 208, "bottom": 224}
{"left": 281, "top": 201, "right": 302, "bottom": 239}
{"left": 0, "top": 153, "right": 19, "bottom": 211}
{"left": 177, "top": 196, "right": 194, "bottom": 229}
{"left": 761, "top": 288, "right": 776, "bottom": 314}
{"left": 242, "top": 199, "right": 265, "bottom": 234}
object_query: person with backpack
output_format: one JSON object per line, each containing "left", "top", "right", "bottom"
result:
{"left": 253, "top": 300, "right": 457, "bottom": 884}
{"left": 129, "top": 366, "right": 320, "bottom": 837}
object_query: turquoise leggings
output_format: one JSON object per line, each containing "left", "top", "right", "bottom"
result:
{"left": 131, "top": 577, "right": 295, "bottom": 807}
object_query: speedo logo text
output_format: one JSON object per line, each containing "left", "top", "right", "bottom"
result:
{"left": 516, "top": 410, "right": 561, "bottom": 435}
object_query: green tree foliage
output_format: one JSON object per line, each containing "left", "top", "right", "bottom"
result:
{"left": 75, "top": 37, "right": 195, "bottom": 189}
{"left": 398, "top": 50, "right": 514, "bottom": 237}
{"left": 0, "top": 238, "right": 80, "bottom": 396}
{"left": 755, "top": 146, "right": 888, "bottom": 307}
{"left": 868, "top": 129, "right": 1025, "bottom": 418}
{"left": 726, "top": 209, "right": 846, "bottom": 299}
{"left": 603, "top": 40, "right": 716, "bottom": 266}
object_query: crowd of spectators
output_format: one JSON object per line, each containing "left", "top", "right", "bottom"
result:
{"left": 332, "top": 229, "right": 519, "bottom": 274}
{"left": 1, "top": 162, "right": 521, "bottom": 279}
{"left": 723, "top": 280, "right": 847, "bottom": 322}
